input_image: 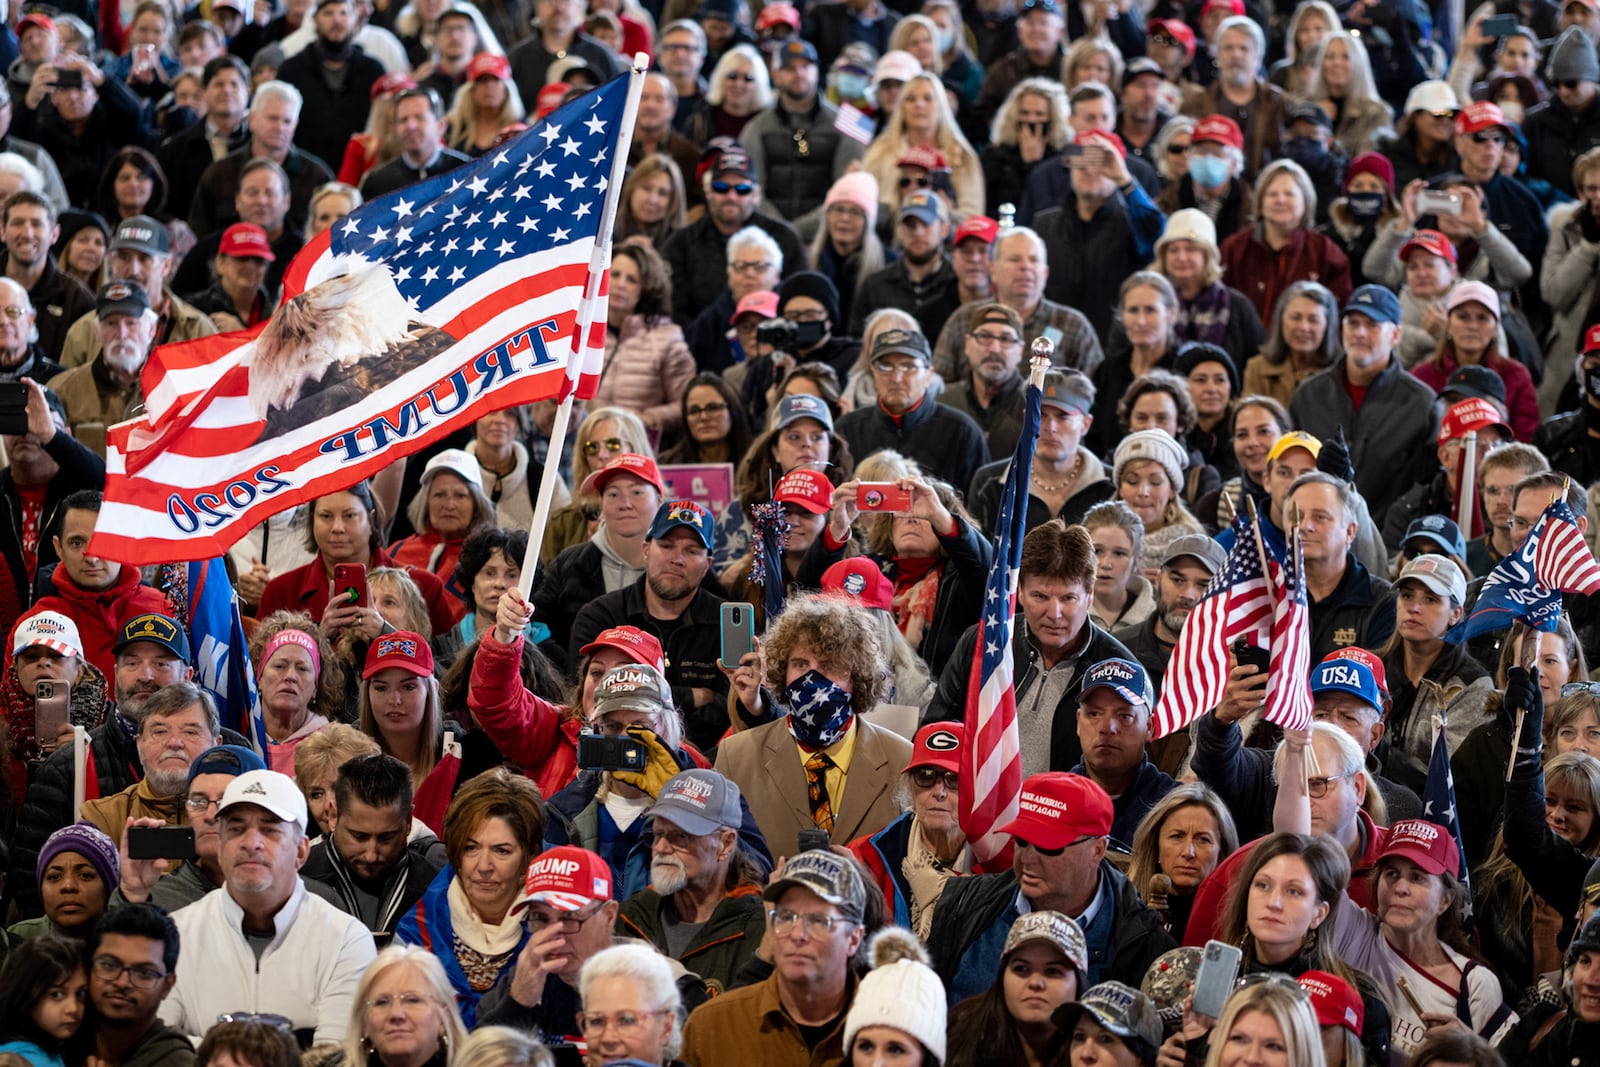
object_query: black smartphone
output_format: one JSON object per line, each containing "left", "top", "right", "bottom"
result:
{"left": 576, "top": 732, "right": 647, "bottom": 772}
{"left": 547, "top": 1045, "right": 584, "bottom": 1067}
{"left": 127, "top": 826, "right": 197, "bottom": 862}
{"left": 1480, "top": 13, "right": 1519, "bottom": 36}
{"left": 53, "top": 67, "right": 84, "bottom": 90}
{"left": 0, "top": 381, "right": 27, "bottom": 435}
{"left": 1232, "top": 637, "right": 1270, "bottom": 675}
{"left": 796, "top": 828, "right": 831, "bottom": 853}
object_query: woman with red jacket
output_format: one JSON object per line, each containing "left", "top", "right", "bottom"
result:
{"left": 1221, "top": 159, "right": 1354, "bottom": 325}
{"left": 1410, "top": 280, "right": 1540, "bottom": 441}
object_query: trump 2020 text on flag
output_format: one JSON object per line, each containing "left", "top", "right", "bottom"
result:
{"left": 88, "top": 76, "right": 633, "bottom": 566}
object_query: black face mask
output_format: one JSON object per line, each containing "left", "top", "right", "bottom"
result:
{"left": 791, "top": 318, "right": 827, "bottom": 349}
{"left": 314, "top": 32, "right": 354, "bottom": 60}
{"left": 1346, "top": 191, "right": 1385, "bottom": 219}
{"left": 1283, "top": 136, "right": 1327, "bottom": 168}
{"left": 1585, "top": 367, "right": 1600, "bottom": 414}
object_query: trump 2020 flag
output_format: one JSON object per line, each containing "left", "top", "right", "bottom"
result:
{"left": 959, "top": 378, "right": 1041, "bottom": 869}
{"left": 1448, "top": 492, "right": 1600, "bottom": 643}
{"left": 90, "top": 76, "right": 633, "bottom": 566}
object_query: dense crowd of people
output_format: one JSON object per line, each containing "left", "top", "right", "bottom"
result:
{"left": 0, "top": 0, "right": 1598, "bottom": 1062}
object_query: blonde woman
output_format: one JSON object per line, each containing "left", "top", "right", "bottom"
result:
{"left": 1062, "top": 37, "right": 1124, "bottom": 90}
{"left": 1195, "top": 972, "right": 1328, "bottom": 1067}
{"left": 617, "top": 153, "right": 688, "bottom": 250}
{"left": 862, "top": 72, "right": 984, "bottom": 219}
{"left": 445, "top": 56, "right": 526, "bottom": 156}
{"left": 1269, "top": 0, "right": 1340, "bottom": 96}
{"left": 342, "top": 945, "right": 467, "bottom": 1067}
{"left": 1307, "top": 32, "right": 1394, "bottom": 157}
{"left": 308, "top": 181, "right": 362, "bottom": 238}
{"left": 685, "top": 44, "right": 771, "bottom": 144}
{"left": 292, "top": 722, "right": 382, "bottom": 837}
{"left": 890, "top": 14, "right": 944, "bottom": 74}
{"left": 540, "top": 405, "right": 654, "bottom": 564}
{"left": 984, "top": 78, "right": 1070, "bottom": 216}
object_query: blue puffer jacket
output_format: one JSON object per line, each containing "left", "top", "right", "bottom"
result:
{"left": 393, "top": 866, "right": 529, "bottom": 1028}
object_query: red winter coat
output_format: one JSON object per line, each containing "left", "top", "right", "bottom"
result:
{"left": 25, "top": 567, "right": 173, "bottom": 680}
{"left": 257, "top": 549, "right": 457, "bottom": 636}
{"left": 1220, "top": 226, "right": 1354, "bottom": 327}
{"left": 1411, "top": 348, "right": 1540, "bottom": 442}
{"left": 466, "top": 627, "right": 582, "bottom": 800}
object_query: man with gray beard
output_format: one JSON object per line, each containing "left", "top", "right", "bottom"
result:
{"left": 1114, "top": 535, "right": 1225, "bottom": 706}
{"left": 79, "top": 683, "right": 220, "bottom": 842}
{"left": 45, "top": 280, "right": 160, "bottom": 458}
{"left": 616, "top": 769, "right": 768, "bottom": 993}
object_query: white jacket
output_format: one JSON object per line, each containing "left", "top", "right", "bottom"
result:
{"left": 160, "top": 879, "right": 376, "bottom": 1043}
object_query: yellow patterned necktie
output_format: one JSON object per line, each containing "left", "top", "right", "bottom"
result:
{"left": 804, "top": 751, "right": 835, "bottom": 833}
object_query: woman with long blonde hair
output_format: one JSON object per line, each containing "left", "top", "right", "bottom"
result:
{"left": 862, "top": 72, "right": 984, "bottom": 219}
{"left": 984, "top": 78, "right": 1070, "bottom": 217}
{"left": 445, "top": 58, "right": 526, "bottom": 156}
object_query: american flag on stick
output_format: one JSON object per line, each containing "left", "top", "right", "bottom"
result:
{"left": 89, "top": 73, "right": 636, "bottom": 566}
{"left": 1149, "top": 510, "right": 1275, "bottom": 739}
{"left": 1263, "top": 528, "right": 1313, "bottom": 731}
{"left": 1449, "top": 488, "right": 1600, "bottom": 643}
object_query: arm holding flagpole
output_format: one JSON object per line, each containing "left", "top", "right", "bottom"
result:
{"left": 1501, "top": 665, "right": 1594, "bottom": 918}
{"left": 517, "top": 54, "right": 650, "bottom": 599}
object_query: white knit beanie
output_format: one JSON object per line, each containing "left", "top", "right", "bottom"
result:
{"left": 842, "top": 928, "right": 947, "bottom": 1063}
{"left": 1114, "top": 428, "right": 1187, "bottom": 491}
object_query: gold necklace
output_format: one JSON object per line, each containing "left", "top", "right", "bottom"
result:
{"left": 1031, "top": 453, "right": 1083, "bottom": 494}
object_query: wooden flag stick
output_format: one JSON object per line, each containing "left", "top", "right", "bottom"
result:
{"left": 1243, "top": 495, "right": 1276, "bottom": 607}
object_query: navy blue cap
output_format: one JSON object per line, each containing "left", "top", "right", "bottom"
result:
{"left": 1342, "top": 284, "right": 1402, "bottom": 325}
{"left": 1403, "top": 514, "right": 1466, "bottom": 559}
{"left": 187, "top": 744, "right": 267, "bottom": 786}
{"left": 1081, "top": 658, "right": 1153, "bottom": 707}
{"left": 113, "top": 613, "right": 192, "bottom": 664}
{"left": 647, "top": 500, "right": 714, "bottom": 549}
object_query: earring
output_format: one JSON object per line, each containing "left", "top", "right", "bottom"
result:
{"left": 1303, "top": 925, "right": 1319, "bottom": 955}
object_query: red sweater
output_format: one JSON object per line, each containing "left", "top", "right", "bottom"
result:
{"left": 1411, "top": 349, "right": 1540, "bottom": 442}
{"left": 1220, "top": 226, "right": 1353, "bottom": 326}
{"left": 257, "top": 549, "right": 457, "bottom": 636}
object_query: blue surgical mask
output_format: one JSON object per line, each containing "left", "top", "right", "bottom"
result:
{"left": 934, "top": 25, "right": 954, "bottom": 53}
{"left": 833, "top": 72, "right": 868, "bottom": 100}
{"left": 784, "top": 669, "right": 855, "bottom": 748}
{"left": 1188, "top": 154, "right": 1230, "bottom": 189}
{"left": 1346, "top": 191, "right": 1385, "bottom": 219}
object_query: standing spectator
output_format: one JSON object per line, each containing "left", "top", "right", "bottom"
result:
{"left": 93, "top": 148, "right": 168, "bottom": 227}
{"left": 1289, "top": 472, "right": 1396, "bottom": 660}
{"left": 864, "top": 74, "right": 985, "bottom": 218}
{"left": 1152, "top": 208, "right": 1265, "bottom": 357}
{"left": 1242, "top": 280, "right": 1340, "bottom": 409}
{"left": 30, "top": 54, "right": 152, "bottom": 209}
{"left": 626, "top": 75, "right": 698, "bottom": 203}
{"left": 804, "top": 0, "right": 901, "bottom": 73}
{"left": 1179, "top": 16, "right": 1286, "bottom": 181}
{"left": 975, "top": 0, "right": 1067, "bottom": 134}
{"left": 683, "top": 45, "right": 771, "bottom": 146}
{"left": 1378, "top": 80, "right": 1462, "bottom": 193}
{"left": 1, "top": 192, "right": 93, "bottom": 363}
{"left": 47, "top": 281, "right": 160, "bottom": 458}
{"left": 174, "top": 159, "right": 303, "bottom": 297}
{"left": 1321, "top": 152, "right": 1400, "bottom": 290}
{"left": 810, "top": 172, "right": 887, "bottom": 334}
{"left": 657, "top": 22, "right": 709, "bottom": 132}
{"left": 388, "top": 448, "right": 496, "bottom": 593}
{"left": 1308, "top": 32, "right": 1393, "bottom": 158}
{"left": 618, "top": 154, "right": 690, "bottom": 252}
{"left": 359, "top": 86, "right": 470, "bottom": 199}
{"left": 1219, "top": 158, "right": 1353, "bottom": 324}
{"left": 984, "top": 78, "right": 1072, "bottom": 216}
{"left": 1542, "top": 147, "right": 1600, "bottom": 413}
{"left": 1410, "top": 280, "right": 1540, "bottom": 441}
{"left": 849, "top": 189, "right": 958, "bottom": 341}
{"left": 1156, "top": 115, "right": 1254, "bottom": 239}
{"left": 1440, "top": 101, "right": 1545, "bottom": 288}
{"left": 1119, "top": 57, "right": 1173, "bottom": 167}
{"left": 0, "top": 83, "right": 70, "bottom": 214}
{"left": 77, "top": 683, "right": 220, "bottom": 841}
{"left": 1071, "top": 658, "right": 1176, "bottom": 843}
{"left": 443, "top": 53, "right": 525, "bottom": 158}
{"left": 740, "top": 40, "right": 865, "bottom": 221}
{"left": 506, "top": 0, "right": 619, "bottom": 105}
{"left": 189, "top": 81, "right": 335, "bottom": 239}
{"left": 1524, "top": 27, "right": 1600, "bottom": 197}
{"left": 942, "top": 303, "right": 1030, "bottom": 457}
{"left": 160, "top": 770, "right": 376, "bottom": 1041}
{"left": 276, "top": 0, "right": 386, "bottom": 172}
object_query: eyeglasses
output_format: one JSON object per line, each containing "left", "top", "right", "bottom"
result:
{"left": 660, "top": 41, "right": 700, "bottom": 52}
{"left": 725, "top": 71, "right": 757, "bottom": 83}
{"left": 1564, "top": 682, "right": 1600, "bottom": 697}
{"left": 969, "top": 329, "right": 1021, "bottom": 347}
{"left": 729, "top": 259, "right": 773, "bottom": 274}
{"left": 92, "top": 955, "right": 167, "bottom": 990}
{"left": 911, "top": 767, "right": 960, "bottom": 791}
{"left": 826, "top": 203, "right": 865, "bottom": 218}
{"left": 144, "top": 723, "right": 208, "bottom": 743}
{"left": 769, "top": 907, "right": 854, "bottom": 936}
{"left": 1469, "top": 131, "right": 1506, "bottom": 145}
{"left": 686, "top": 401, "right": 728, "bottom": 418}
{"left": 712, "top": 180, "right": 755, "bottom": 196}
{"left": 1234, "top": 971, "right": 1312, "bottom": 1001}
{"left": 185, "top": 794, "right": 223, "bottom": 814}
{"left": 1151, "top": 32, "right": 1181, "bottom": 47}
{"left": 576, "top": 1009, "right": 670, "bottom": 1036}
{"left": 652, "top": 825, "right": 706, "bottom": 850}
{"left": 366, "top": 993, "right": 434, "bottom": 1014}
{"left": 0, "top": 305, "right": 29, "bottom": 318}
{"left": 583, "top": 436, "right": 625, "bottom": 457}
{"left": 1426, "top": 109, "right": 1457, "bottom": 120}
{"left": 526, "top": 903, "right": 604, "bottom": 932}
{"left": 1306, "top": 772, "right": 1349, "bottom": 798}
{"left": 898, "top": 175, "right": 933, "bottom": 190}
{"left": 1558, "top": 79, "right": 1583, "bottom": 91}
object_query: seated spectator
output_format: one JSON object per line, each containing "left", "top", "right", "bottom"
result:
{"left": 864, "top": 74, "right": 984, "bottom": 219}
{"left": 926, "top": 771, "right": 1175, "bottom": 1001}
{"left": 291, "top": 724, "right": 381, "bottom": 840}
{"left": 683, "top": 226, "right": 784, "bottom": 376}
{"left": 1151, "top": 208, "right": 1265, "bottom": 359}
{"left": 1309, "top": 31, "right": 1394, "bottom": 157}
{"left": 337, "top": 944, "right": 468, "bottom": 1067}
{"left": 847, "top": 188, "right": 957, "bottom": 346}
{"left": 1156, "top": 117, "right": 1255, "bottom": 241}
{"left": 79, "top": 682, "right": 219, "bottom": 841}
{"left": 1115, "top": 534, "right": 1226, "bottom": 712}
{"left": 1117, "top": 366, "right": 1223, "bottom": 508}
{"left": 3, "top": 610, "right": 102, "bottom": 773}
{"left": 985, "top": 79, "right": 1073, "bottom": 217}
{"left": 46, "top": 281, "right": 162, "bottom": 459}
{"left": 1242, "top": 281, "right": 1339, "bottom": 410}
{"left": 1220, "top": 159, "right": 1354, "bottom": 325}
{"left": 0, "top": 934, "right": 89, "bottom": 1063}
{"left": 250, "top": 615, "right": 342, "bottom": 775}
{"left": 359, "top": 86, "right": 470, "bottom": 200}
{"left": 116, "top": 743, "right": 267, "bottom": 914}
{"left": 81, "top": 902, "right": 194, "bottom": 1067}
{"left": 680, "top": 850, "right": 868, "bottom": 1066}
{"left": 740, "top": 273, "right": 860, "bottom": 427}
{"left": 846, "top": 722, "right": 971, "bottom": 937}
{"left": 7, "top": 822, "right": 116, "bottom": 940}
{"left": 193, "top": 1019, "right": 299, "bottom": 1067}
{"left": 1468, "top": 440, "right": 1549, "bottom": 576}
{"left": 356, "top": 632, "right": 444, "bottom": 791}
{"left": 718, "top": 468, "right": 833, "bottom": 633}
{"left": 444, "top": 54, "right": 525, "bottom": 158}
{"left": 1178, "top": 342, "right": 1241, "bottom": 478}
{"left": 93, "top": 147, "right": 169, "bottom": 227}
{"left": 432, "top": 527, "right": 533, "bottom": 672}
{"left": 1410, "top": 280, "right": 1539, "bottom": 440}
{"left": 592, "top": 243, "right": 695, "bottom": 437}
{"left": 395, "top": 767, "right": 542, "bottom": 1027}
{"left": 336, "top": 73, "right": 412, "bottom": 189}
{"left": 660, "top": 374, "right": 752, "bottom": 469}
{"left": 941, "top": 302, "right": 1031, "bottom": 459}
{"left": 1384, "top": 395, "right": 1512, "bottom": 554}
{"left": 308, "top": 183, "right": 360, "bottom": 241}
{"left": 570, "top": 943, "right": 688, "bottom": 1065}
{"left": 945, "top": 909, "right": 1087, "bottom": 1065}
{"left": 616, "top": 769, "right": 767, "bottom": 993}
{"left": 1321, "top": 153, "right": 1402, "bottom": 291}
{"left": 180, "top": 223, "right": 275, "bottom": 332}
{"left": 388, "top": 449, "right": 495, "bottom": 605}
{"left": 839, "top": 928, "right": 946, "bottom": 1067}
{"left": 175, "top": 156, "right": 305, "bottom": 298}
{"left": 160, "top": 769, "right": 377, "bottom": 1042}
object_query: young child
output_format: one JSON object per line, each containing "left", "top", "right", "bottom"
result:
{"left": 0, "top": 936, "right": 88, "bottom": 1067}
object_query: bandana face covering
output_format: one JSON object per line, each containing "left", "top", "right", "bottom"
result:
{"left": 784, "top": 669, "right": 855, "bottom": 748}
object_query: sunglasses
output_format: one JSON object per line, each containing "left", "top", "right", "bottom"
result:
{"left": 583, "top": 436, "right": 625, "bottom": 457}
{"left": 911, "top": 767, "right": 960, "bottom": 790}
{"left": 1426, "top": 109, "right": 1458, "bottom": 120}
{"left": 711, "top": 180, "right": 754, "bottom": 195}
{"left": 1558, "top": 79, "right": 1584, "bottom": 91}
{"left": 898, "top": 175, "right": 933, "bottom": 190}
{"left": 1167, "top": 143, "right": 1190, "bottom": 155}
{"left": 725, "top": 71, "right": 757, "bottom": 83}
{"left": 1015, "top": 837, "right": 1069, "bottom": 857}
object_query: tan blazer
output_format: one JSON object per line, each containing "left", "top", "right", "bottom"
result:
{"left": 715, "top": 718, "right": 913, "bottom": 858}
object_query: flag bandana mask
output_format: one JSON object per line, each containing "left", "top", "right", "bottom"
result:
{"left": 784, "top": 670, "right": 854, "bottom": 748}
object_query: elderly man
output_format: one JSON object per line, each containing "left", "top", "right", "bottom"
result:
{"left": 1, "top": 192, "right": 92, "bottom": 362}
{"left": 849, "top": 191, "right": 961, "bottom": 341}
{"left": 1017, "top": 83, "right": 1164, "bottom": 221}
{"left": 1179, "top": 15, "right": 1286, "bottom": 180}
{"left": 0, "top": 277, "right": 60, "bottom": 383}
{"left": 301, "top": 753, "right": 445, "bottom": 947}
{"left": 115, "top": 743, "right": 271, "bottom": 914}
{"left": 629, "top": 72, "right": 700, "bottom": 193}
{"left": 189, "top": 79, "right": 335, "bottom": 238}
{"left": 926, "top": 771, "right": 1174, "bottom": 1002}
{"left": 970, "top": 369, "right": 1112, "bottom": 532}
{"left": 685, "top": 226, "right": 783, "bottom": 373}
{"left": 834, "top": 327, "right": 990, "bottom": 494}
{"left": 359, "top": 86, "right": 471, "bottom": 198}
{"left": 1289, "top": 471, "right": 1394, "bottom": 660}
{"left": 1071, "top": 658, "right": 1176, "bottom": 842}
{"left": 83, "top": 903, "right": 194, "bottom": 1067}
{"left": 1290, "top": 285, "right": 1440, "bottom": 521}
{"left": 161, "top": 769, "right": 376, "bottom": 1041}
{"left": 975, "top": 0, "right": 1067, "bottom": 131}
{"left": 681, "top": 850, "right": 868, "bottom": 1066}
{"left": 57, "top": 217, "right": 217, "bottom": 371}
{"left": 31, "top": 54, "right": 148, "bottom": 208}
{"left": 174, "top": 158, "right": 303, "bottom": 296}
{"left": 1157, "top": 116, "right": 1253, "bottom": 237}
{"left": 47, "top": 282, "right": 159, "bottom": 457}
{"left": 933, "top": 227, "right": 1104, "bottom": 382}
{"left": 477, "top": 845, "right": 626, "bottom": 1043}
{"left": 1115, "top": 534, "right": 1226, "bottom": 701}
{"left": 569, "top": 501, "right": 729, "bottom": 753}
{"left": 80, "top": 683, "right": 220, "bottom": 839}
{"left": 927, "top": 520, "right": 1134, "bottom": 775}
{"left": 617, "top": 769, "right": 766, "bottom": 993}
{"left": 662, "top": 148, "right": 805, "bottom": 327}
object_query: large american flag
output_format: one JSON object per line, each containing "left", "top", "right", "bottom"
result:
{"left": 89, "top": 75, "right": 630, "bottom": 566}
{"left": 1263, "top": 528, "right": 1313, "bottom": 731}
{"left": 1450, "top": 492, "right": 1600, "bottom": 643}
{"left": 958, "top": 379, "right": 1041, "bottom": 869}
{"left": 1150, "top": 511, "right": 1275, "bottom": 739}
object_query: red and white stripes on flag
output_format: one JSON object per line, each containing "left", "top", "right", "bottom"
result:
{"left": 1265, "top": 529, "right": 1314, "bottom": 732}
{"left": 89, "top": 78, "right": 628, "bottom": 566}
{"left": 1150, "top": 511, "right": 1275, "bottom": 740}
{"left": 1532, "top": 497, "right": 1600, "bottom": 596}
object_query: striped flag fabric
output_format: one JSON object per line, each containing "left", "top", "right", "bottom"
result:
{"left": 1150, "top": 510, "right": 1275, "bottom": 739}
{"left": 958, "top": 378, "right": 1042, "bottom": 869}
{"left": 834, "top": 101, "right": 875, "bottom": 145}
{"left": 1264, "top": 529, "right": 1313, "bottom": 731}
{"left": 88, "top": 75, "right": 632, "bottom": 566}
{"left": 1449, "top": 492, "right": 1600, "bottom": 642}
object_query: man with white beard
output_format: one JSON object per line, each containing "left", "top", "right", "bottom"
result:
{"left": 1178, "top": 16, "right": 1287, "bottom": 181}
{"left": 617, "top": 769, "right": 767, "bottom": 993}
{"left": 45, "top": 281, "right": 160, "bottom": 458}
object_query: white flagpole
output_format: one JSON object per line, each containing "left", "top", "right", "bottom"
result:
{"left": 518, "top": 54, "right": 649, "bottom": 599}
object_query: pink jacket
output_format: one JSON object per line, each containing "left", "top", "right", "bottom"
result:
{"left": 596, "top": 315, "right": 695, "bottom": 431}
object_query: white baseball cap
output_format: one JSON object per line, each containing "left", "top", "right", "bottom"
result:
{"left": 12, "top": 611, "right": 83, "bottom": 660}
{"left": 218, "top": 770, "right": 308, "bottom": 832}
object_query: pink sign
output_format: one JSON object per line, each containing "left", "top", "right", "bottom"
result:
{"left": 658, "top": 463, "right": 737, "bottom": 520}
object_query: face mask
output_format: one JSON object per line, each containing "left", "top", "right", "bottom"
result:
{"left": 789, "top": 318, "right": 827, "bottom": 349}
{"left": 1498, "top": 100, "right": 1525, "bottom": 123}
{"left": 785, "top": 669, "right": 855, "bottom": 748}
{"left": 1585, "top": 366, "right": 1600, "bottom": 404}
{"left": 832, "top": 73, "right": 868, "bottom": 100}
{"left": 1188, "top": 154, "right": 1230, "bottom": 189}
{"left": 934, "top": 25, "right": 954, "bottom": 53}
{"left": 1346, "top": 191, "right": 1385, "bottom": 219}
{"left": 1283, "top": 136, "right": 1326, "bottom": 167}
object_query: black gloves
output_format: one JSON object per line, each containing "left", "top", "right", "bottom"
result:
{"left": 1317, "top": 426, "right": 1354, "bottom": 484}
{"left": 1506, "top": 664, "right": 1546, "bottom": 775}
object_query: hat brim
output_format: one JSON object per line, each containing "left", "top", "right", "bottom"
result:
{"left": 1396, "top": 573, "right": 1464, "bottom": 603}
{"left": 763, "top": 872, "right": 855, "bottom": 914}
{"left": 1309, "top": 677, "right": 1380, "bottom": 707}
{"left": 1379, "top": 842, "right": 1453, "bottom": 877}
{"left": 1081, "top": 680, "right": 1147, "bottom": 706}
{"left": 578, "top": 635, "right": 658, "bottom": 667}
{"left": 903, "top": 753, "right": 960, "bottom": 774}
{"left": 511, "top": 889, "right": 601, "bottom": 914}
{"left": 1052, "top": 1001, "right": 1149, "bottom": 1047}
{"left": 996, "top": 813, "right": 1077, "bottom": 850}
{"left": 650, "top": 800, "right": 728, "bottom": 837}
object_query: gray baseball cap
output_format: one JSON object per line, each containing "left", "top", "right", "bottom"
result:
{"left": 650, "top": 769, "right": 742, "bottom": 836}
{"left": 1161, "top": 534, "right": 1227, "bottom": 575}
{"left": 763, "top": 848, "right": 867, "bottom": 923}
{"left": 1054, "top": 981, "right": 1164, "bottom": 1049}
